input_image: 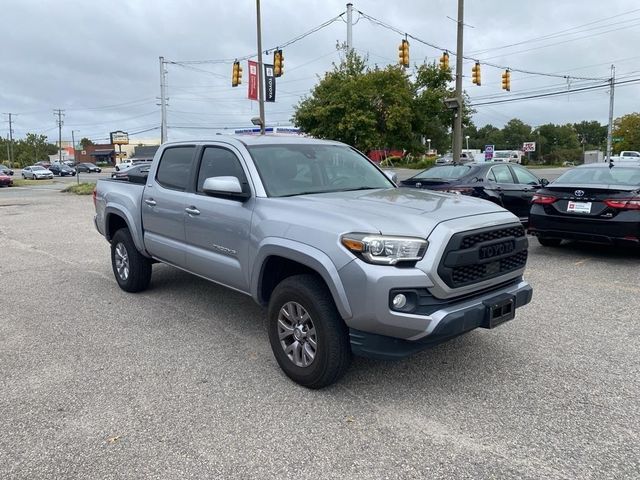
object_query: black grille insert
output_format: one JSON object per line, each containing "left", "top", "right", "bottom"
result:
{"left": 439, "top": 224, "right": 528, "bottom": 289}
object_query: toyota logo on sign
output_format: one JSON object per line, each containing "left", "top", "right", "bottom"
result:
{"left": 574, "top": 190, "right": 585, "bottom": 197}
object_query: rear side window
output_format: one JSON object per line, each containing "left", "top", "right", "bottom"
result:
{"left": 491, "top": 165, "right": 514, "bottom": 183}
{"left": 196, "top": 147, "right": 248, "bottom": 193}
{"left": 156, "top": 146, "right": 195, "bottom": 190}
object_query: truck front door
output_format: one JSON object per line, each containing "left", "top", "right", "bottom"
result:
{"left": 183, "top": 145, "right": 254, "bottom": 293}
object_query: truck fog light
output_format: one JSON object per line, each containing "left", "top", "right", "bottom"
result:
{"left": 392, "top": 294, "right": 407, "bottom": 309}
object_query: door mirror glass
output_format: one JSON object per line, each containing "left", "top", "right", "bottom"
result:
{"left": 202, "top": 176, "right": 249, "bottom": 198}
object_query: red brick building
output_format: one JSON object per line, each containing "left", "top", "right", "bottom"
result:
{"left": 76, "top": 144, "right": 116, "bottom": 165}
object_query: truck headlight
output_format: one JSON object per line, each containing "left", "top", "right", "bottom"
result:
{"left": 341, "top": 234, "right": 428, "bottom": 265}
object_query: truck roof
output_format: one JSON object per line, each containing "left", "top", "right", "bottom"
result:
{"left": 160, "top": 135, "right": 346, "bottom": 148}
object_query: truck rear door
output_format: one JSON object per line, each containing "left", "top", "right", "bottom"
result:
{"left": 141, "top": 145, "right": 197, "bottom": 266}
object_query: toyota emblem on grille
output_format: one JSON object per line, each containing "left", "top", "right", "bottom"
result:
{"left": 574, "top": 190, "right": 585, "bottom": 197}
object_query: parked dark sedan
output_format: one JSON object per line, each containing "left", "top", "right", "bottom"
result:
{"left": 110, "top": 164, "right": 150, "bottom": 183}
{"left": 49, "top": 164, "right": 76, "bottom": 176}
{"left": 528, "top": 164, "right": 640, "bottom": 247}
{"left": 0, "top": 164, "right": 14, "bottom": 176}
{"left": 76, "top": 163, "right": 102, "bottom": 173}
{"left": 401, "top": 163, "right": 548, "bottom": 223}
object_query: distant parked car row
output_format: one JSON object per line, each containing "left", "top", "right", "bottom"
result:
{"left": 0, "top": 164, "right": 14, "bottom": 176}
{"left": 0, "top": 172, "right": 13, "bottom": 187}
{"left": 400, "top": 162, "right": 640, "bottom": 247}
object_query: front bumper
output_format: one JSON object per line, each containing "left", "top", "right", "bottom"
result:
{"left": 349, "top": 280, "right": 532, "bottom": 359}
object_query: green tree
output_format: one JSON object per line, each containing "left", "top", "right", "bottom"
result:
{"left": 293, "top": 50, "right": 413, "bottom": 152}
{"left": 293, "top": 49, "right": 468, "bottom": 155}
{"left": 612, "top": 113, "right": 640, "bottom": 153}
{"left": 573, "top": 120, "right": 607, "bottom": 149}
{"left": 501, "top": 119, "right": 532, "bottom": 150}
{"left": 80, "top": 137, "right": 94, "bottom": 149}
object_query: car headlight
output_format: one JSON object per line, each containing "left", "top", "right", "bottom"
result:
{"left": 341, "top": 233, "right": 428, "bottom": 265}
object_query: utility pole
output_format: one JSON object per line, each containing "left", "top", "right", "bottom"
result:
{"left": 256, "top": 0, "right": 266, "bottom": 134}
{"left": 72, "top": 130, "right": 79, "bottom": 184}
{"left": 606, "top": 64, "right": 615, "bottom": 162}
{"left": 346, "top": 3, "right": 353, "bottom": 52}
{"left": 159, "top": 56, "right": 168, "bottom": 143}
{"left": 3, "top": 113, "right": 15, "bottom": 167}
{"left": 54, "top": 109, "right": 65, "bottom": 164}
{"left": 452, "top": 0, "right": 465, "bottom": 163}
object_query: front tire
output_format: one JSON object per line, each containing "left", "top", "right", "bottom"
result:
{"left": 110, "top": 228, "right": 152, "bottom": 292}
{"left": 268, "top": 274, "right": 351, "bottom": 389}
{"left": 537, "top": 237, "right": 562, "bottom": 247}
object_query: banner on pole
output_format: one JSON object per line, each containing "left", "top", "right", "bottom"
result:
{"left": 264, "top": 64, "right": 276, "bottom": 102}
{"left": 248, "top": 60, "right": 258, "bottom": 100}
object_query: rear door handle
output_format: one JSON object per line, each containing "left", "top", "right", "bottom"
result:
{"left": 144, "top": 198, "right": 157, "bottom": 206}
{"left": 185, "top": 206, "right": 200, "bottom": 215}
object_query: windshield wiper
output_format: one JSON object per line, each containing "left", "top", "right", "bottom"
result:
{"left": 335, "top": 186, "right": 383, "bottom": 192}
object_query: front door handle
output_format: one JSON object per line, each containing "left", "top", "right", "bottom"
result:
{"left": 185, "top": 206, "right": 200, "bottom": 215}
{"left": 144, "top": 198, "right": 157, "bottom": 207}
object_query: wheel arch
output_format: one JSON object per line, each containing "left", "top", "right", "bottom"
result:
{"left": 252, "top": 239, "right": 352, "bottom": 320}
{"left": 104, "top": 206, "right": 148, "bottom": 255}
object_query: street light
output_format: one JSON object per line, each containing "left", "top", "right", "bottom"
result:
{"left": 465, "top": 135, "right": 470, "bottom": 152}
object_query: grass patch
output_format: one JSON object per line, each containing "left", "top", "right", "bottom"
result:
{"left": 62, "top": 183, "right": 95, "bottom": 195}
{"left": 13, "top": 178, "right": 55, "bottom": 186}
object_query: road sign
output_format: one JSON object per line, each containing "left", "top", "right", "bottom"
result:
{"left": 612, "top": 137, "right": 623, "bottom": 143}
{"left": 523, "top": 142, "right": 536, "bottom": 152}
{"left": 484, "top": 144, "right": 494, "bottom": 161}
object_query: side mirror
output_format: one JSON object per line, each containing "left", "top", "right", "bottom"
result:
{"left": 383, "top": 170, "right": 398, "bottom": 184}
{"left": 202, "top": 176, "right": 250, "bottom": 199}
{"left": 540, "top": 178, "right": 549, "bottom": 187}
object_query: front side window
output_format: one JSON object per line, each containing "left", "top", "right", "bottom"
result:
{"left": 511, "top": 166, "right": 540, "bottom": 185}
{"left": 247, "top": 144, "right": 393, "bottom": 197}
{"left": 156, "top": 146, "right": 195, "bottom": 191}
{"left": 197, "top": 147, "right": 247, "bottom": 193}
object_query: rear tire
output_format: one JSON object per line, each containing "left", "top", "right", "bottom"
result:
{"left": 537, "top": 237, "right": 562, "bottom": 247}
{"left": 110, "top": 228, "right": 152, "bottom": 292}
{"left": 268, "top": 274, "right": 351, "bottom": 389}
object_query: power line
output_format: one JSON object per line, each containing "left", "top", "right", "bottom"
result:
{"left": 356, "top": 9, "right": 607, "bottom": 81}
{"left": 471, "top": 77, "right": 640, "bottom": 107}
{"left": 468, "top": 8, "right": 640, "bottom": 56}
{"left": 171, "top": 12, "right": 346, "bottom": 65}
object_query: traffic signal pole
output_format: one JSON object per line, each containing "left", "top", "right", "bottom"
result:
{"left": 452, "top": 0, "right": 464, "bottom": 163}
{"left": 256, "top": 0, "right": 266, "bottom": 134}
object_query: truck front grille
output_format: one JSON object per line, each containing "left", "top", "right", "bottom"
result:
{"left": 439, "top": 224, "right": 528, "bottom": 289}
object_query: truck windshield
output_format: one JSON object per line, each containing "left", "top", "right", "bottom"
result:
{"left": 246, "top": 144, "right": 394, "bottom": 197}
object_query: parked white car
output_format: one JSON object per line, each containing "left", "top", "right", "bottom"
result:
{"left": 115, "top": 159, "right": 133, "bottom": 172}
{"left": 21, "top": 165, "right": 54, "bottom": 180}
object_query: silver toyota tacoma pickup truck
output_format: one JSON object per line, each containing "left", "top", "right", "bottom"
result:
{"left": 94, "top": 136, "right": 532, "bottom": 388}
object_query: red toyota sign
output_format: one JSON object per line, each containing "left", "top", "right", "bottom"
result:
{"left": 248, "top": 60, "right": 258, "bottom": 100}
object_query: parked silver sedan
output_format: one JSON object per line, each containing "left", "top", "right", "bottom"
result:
{"left": 22, "top": 166, "right": 54, "bottom": 180}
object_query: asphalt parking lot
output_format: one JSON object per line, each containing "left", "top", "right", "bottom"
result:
{"left": 1, "top": 185, "right": 638, "bottom": 479}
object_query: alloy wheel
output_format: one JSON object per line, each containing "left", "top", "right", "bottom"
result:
{"left": 277, "top": 301, "right": 317, "bottom": 368}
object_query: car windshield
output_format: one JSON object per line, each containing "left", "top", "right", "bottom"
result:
{"left": 412, "top": 165, "right": 475, "bottom": 180}
{"left": 247, "top": 144, "right": 393, "bottom": 197}
{"left": 32, "top": 166, "right": 45, "bottom": 171}
{"left": 494, "top": 152, "right": 510, "bottom": 158}
{"left": 555, "top": 167, "right": 640, "bottom": 186}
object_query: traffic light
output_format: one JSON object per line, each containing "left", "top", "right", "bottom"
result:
{"left": 398, "top": 39, "right": 409, "bottom": 68}
{"left": 231, "top": 61, "right": 242, "bottom": 87}
{"left": 273, "top": 49, "right": 283, "bottom": 77}
{"left": 471, "top": 62, "right": 481, "bottom": 86}
{"left": 439, "top": 52, "right": 449, "bottom": 71}
{"left": 501, "top": 69, "right": 511, "bottom": 91}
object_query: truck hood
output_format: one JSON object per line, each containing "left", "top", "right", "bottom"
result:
{"left": 265, "top": 188, "right": 510, "bottom": 238}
